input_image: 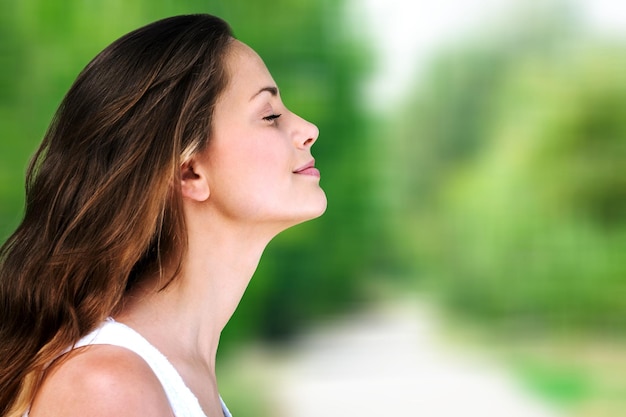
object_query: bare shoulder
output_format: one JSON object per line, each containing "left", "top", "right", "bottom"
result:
{"left": 29, "top": 344, "right": 173, "bottom": 417}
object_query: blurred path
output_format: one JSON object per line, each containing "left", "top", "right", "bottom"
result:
{"left": 268, "top": 298, "right": 564, "bottom": 417}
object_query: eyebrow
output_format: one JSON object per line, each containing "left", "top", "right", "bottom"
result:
{"left": 250, "top": 86, "right": 279, "bottom": 101}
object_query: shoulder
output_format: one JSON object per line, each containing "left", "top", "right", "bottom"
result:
{"left": 29, "top": 344, "right": 174, "bottom": 417}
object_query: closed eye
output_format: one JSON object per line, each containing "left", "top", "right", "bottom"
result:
{"left": 263, "top": 114, "right": 281, "bottom": 122}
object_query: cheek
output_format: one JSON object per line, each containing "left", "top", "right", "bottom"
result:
{"left": 207, "top": 134, "right": 293, "bottom": 213}
{"left": 239, "top": 128, "right": 291, "bottom": 173}
{"left": 242, "top": 142, "right": 292, "bottom": 195}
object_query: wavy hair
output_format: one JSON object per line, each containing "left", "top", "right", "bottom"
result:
{"left": 0, "top": 14, "right": 233, "bottom": 416}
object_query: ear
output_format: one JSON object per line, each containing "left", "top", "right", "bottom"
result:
{"left": 180, "top": 160, "right": 210, "bottom": 202}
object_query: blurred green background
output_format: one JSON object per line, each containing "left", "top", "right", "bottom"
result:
{"left": 1, "top": 0, "right": 625, "bottom": 415}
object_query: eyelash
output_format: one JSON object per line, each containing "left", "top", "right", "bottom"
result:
{"left": 263, "top": 114, "right": 281, "bottom": 123}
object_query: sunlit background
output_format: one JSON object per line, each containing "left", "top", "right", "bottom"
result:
{"left": 1, "top": 0, "right": 625, "bottom": 416}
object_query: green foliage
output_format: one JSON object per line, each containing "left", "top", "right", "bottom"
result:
{"left": 393, "top": 9, "right": 626, "bottom": 334}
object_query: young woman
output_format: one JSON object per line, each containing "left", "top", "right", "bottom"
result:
{"left": 0, "top": 14, "right": 326, "bottom": 417}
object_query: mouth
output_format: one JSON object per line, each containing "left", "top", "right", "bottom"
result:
{"left": 294, "top": 159, "right": 320, "bottom": 178}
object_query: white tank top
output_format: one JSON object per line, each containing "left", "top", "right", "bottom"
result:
{"left": 25, "top": 318, "right": 232, "bottom": 417}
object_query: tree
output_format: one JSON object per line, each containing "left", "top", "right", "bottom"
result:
{"left": 392, "top": 4, "right": 626, "bottom": 332}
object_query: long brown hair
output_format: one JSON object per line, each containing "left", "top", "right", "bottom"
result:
{"left": 0, "top": 14, "right": 233, "bottom": 416}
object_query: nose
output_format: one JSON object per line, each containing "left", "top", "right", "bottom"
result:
{"left": 293, "top": 113, "right": 319, "bottom": 149}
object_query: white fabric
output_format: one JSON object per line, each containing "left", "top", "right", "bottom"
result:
{"left": 25, "top": 319, "right": 232, "bottom": 417}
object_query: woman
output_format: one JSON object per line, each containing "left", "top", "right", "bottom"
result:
{"left": 0, "top": 14, "right": 326, "bottom": 417}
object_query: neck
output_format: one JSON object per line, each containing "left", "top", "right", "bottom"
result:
{"left": 116, "top": 217, "right": 277, "bottom": 373}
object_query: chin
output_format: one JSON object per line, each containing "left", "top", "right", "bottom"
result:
{"left": 307, "top": 190, "right": 328, "bottom": 219}
{"left": 311, "top": 196, "right": 328, "bottom": 219}
{"left": 283, "top": 192, "right": 328, "bottom": 228}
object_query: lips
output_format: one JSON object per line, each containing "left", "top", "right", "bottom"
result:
{"left": 294, "top": 159, "right": 320, "bottom": 177}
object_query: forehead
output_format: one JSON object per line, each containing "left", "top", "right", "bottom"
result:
{"left": 223, "top": 40, "right": 275, "bottom": 97}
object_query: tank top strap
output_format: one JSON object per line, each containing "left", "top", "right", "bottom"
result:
{"left": 72, "top": 318, "right": 231, "bottom": 417}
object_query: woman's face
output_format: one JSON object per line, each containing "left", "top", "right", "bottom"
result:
{"left": 201, "top": 40, "right": 327, "bottom": 229}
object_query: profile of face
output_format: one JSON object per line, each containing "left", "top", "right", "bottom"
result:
{"left": 188, "top": 40, "right": 327, "bottom": 231}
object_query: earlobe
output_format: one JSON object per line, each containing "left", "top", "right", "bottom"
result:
{"left": 180, "top": 161, "right": 210, "bottom": 202}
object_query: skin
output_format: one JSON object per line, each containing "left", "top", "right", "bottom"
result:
{"left": 29, "top": 40, "right": 326, "bottom": 417}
